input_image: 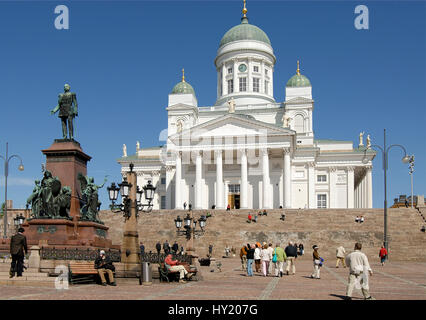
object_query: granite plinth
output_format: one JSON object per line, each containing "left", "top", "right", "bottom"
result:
{"left": 41, "top": 139, "right": 91, "bottom": 218}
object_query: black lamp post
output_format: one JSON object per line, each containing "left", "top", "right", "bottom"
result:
{"left": 13, "top": 213, "right": 25, "bottom": 232}
{"left": 1, "top": 142, "right": 24, "bottom": 238}
{"left": 174, "top": 213, "right": 206, "bottom": 240}
{"left": 362, "top": 129, "right": 410, "bottom": 257}
{"left": 107, "top": 163, "right": 157, "bottom": 217}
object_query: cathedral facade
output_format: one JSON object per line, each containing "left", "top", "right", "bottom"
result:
{"left": 118, "top": 5, "right": 375, "bottom": 210}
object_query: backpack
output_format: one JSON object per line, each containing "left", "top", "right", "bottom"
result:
{"left": 272, "top": 248, "right": 278, "bottom": 263}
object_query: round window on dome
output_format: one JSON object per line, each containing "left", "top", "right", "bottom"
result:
{"left": 238, "top": 64, "right": 247, "bottom": 72}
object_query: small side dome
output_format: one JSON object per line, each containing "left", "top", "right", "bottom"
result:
{"left": 286, "top": 61, "right": 311, "bottom": 87}
{"left": 171, "top": 69, "right": 196, "bottom": 95}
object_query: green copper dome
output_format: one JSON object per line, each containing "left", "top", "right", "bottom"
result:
{"left": 219, "top": 17, "right": 271, "bottom": 48}
{"left": 286, "top": 74, "right": 311, "bottom": 88}
{"left": 171, "top": 81, "right": 195, "bottom": 95}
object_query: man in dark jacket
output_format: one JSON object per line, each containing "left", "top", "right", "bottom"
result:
{"left": 163, "top": 240, "right": 170, "bottom": 255}
{"left": 284, "top": 242, "right": 298, "bottom": 275}
{"left": 9, "top": 227, "right": 28, "bottom": 278}
{"left": 172, "top": 241, "right": 179, "bottom": 254}
{"left": 155, "top": 242, "right": 161, "bottom": 254}
{"left": 94, "top": 250, "right": 116, "bottom": 286}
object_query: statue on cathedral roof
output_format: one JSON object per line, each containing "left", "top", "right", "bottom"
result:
{"left": 228, "top": 98, "right": 236, "bottom": 113}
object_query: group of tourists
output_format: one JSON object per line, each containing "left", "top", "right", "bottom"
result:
{"left": 154, "top": 240, "right": 184, "bottom": 255}
{"left": 355, "top": 216, "right": 365, "bottom": 223}
{"left": 247, "top": 210, "right": 269, "bottom": 223}
{"left": 239, "top": 241, "right": 304, "bottom": 277}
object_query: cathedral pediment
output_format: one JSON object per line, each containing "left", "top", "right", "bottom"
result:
{"left": 169, "top": 113, "right": 295, "bottom": 143}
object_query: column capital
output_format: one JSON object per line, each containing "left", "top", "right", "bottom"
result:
{"left": 214, "top": 149, "right": 223, "bottom": 157}
{"left": 136, "top": 172, "right": 144, "bottom": 177}
{"left": 346, "top": 166, "right": 355, "bottom": 172}
{"left": 260, "top": 148, "right": 269, "bottom": 156}
{"left": 283, "top": 147, "right": 291, "bottom": 155}
{"left": 306, "top": 161, "right": 316, "bottom": 168}
{"left": 165, "top": 165, "right": 174, "bottom": 172}
{"left": 329, "top": 166, "right": 338, "bottom": 172}
{"left": 237, "top": 148, "right": 247, "bottom": 156}
{"left": 365, "top": 165, "right": 373, "bottom": 170}
{"left": 151, "top": 170, "right": 161, "bottom": 176}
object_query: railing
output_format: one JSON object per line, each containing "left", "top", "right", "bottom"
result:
{"left": 40, "top": 247, "right": 121, "bottom": 262}
{"left": 141, "top": 252, "right": 192, "bottom": 264}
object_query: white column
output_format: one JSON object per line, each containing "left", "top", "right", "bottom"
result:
{"left": 233, "top": 59, "right": 238, "bottom": 93}
{"left": 224, "top": 181, "right": 229, "bottom": 209}
{"left": 367, "top": 166, "right": 373, "bottom": 208}
{"left": 361, "top": 175, "right": 366, "bottom": 208}
{"left": 222, "top": 63, "right": 226, "bottom": 96}
{"left": 329, "top": 167, "right": 337, "bottom": 208}
{"left": 283, "top": 148, "right": 291, "bottom": 208}
{"left": 347, "top": 167, "right": 354, "bottom": 209}
{"left": 240, "top": 149, "right": 248, "bottom": 209}
{"left": 308, "top": 162, "right": 316, "bottom": 208}
{"left": 261, "top": 148, "right": 271, "bottom": 209}
{"left": 261, "top": 59, "right": 265, "bottom": 94}
{"left": 175, "top": 152, "right": 182, "bottom": 209}
{"left": 166, "top": 166, "right": 173, "bottom": 209}
{"left": 247, "top": 58, "right": 252, "bottom": 92}
{"left": 195, "top": 151, "right": 203, "bottom": 209}
{"left": 215, "top": 150, "right": 223, "bottom": 209}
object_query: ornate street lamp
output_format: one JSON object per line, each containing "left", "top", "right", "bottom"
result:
{"left": 0, "top": 142, "right": 24, "bottom": 238}
{"left": 175, "top": 213, "right": 206, "bottom": 240}
{"left": 107, "top": 163, "right": 156, "bottom": 218}
{"left": 407, "top": 155, "right": 415, "bottom": 208}
{"left": 13, "top": 213, "right": 25, "bottom": 232}
{"left": 362, "top": 129, "right": 410, "bottom": 258}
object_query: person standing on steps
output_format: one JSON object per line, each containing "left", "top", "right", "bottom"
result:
{"left": 9, "top": 227, "right": 27, "bottom": 278}
{"left": 155, "top": 241, "right": 161, "bottom": 255}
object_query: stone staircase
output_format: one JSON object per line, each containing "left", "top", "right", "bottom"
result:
{"left": 99, "top": 208, "right": 425, "bottom": 261}
{"left": 0, "top": 260, "right": 57, "bottom": 287}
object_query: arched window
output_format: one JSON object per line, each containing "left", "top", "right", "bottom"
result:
{"left": 294, "top": 114, "right": 305, "bottom": 133}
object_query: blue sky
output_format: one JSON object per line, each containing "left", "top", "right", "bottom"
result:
{"left": 0, "top": 0, "right": 424, "bottom": 210}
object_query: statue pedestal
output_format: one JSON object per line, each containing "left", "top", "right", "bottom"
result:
{"left": 41, "top": 139, "right": 91, "bottom": 218}
{"left": 22, "top": 218, "right": 112, "bottom": 248}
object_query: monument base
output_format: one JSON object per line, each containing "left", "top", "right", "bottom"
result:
{"left": 20, "top": 218, "right": 113, "bottom": 248}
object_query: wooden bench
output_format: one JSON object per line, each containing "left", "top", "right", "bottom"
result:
{"left": 68, "top": 261, "right": 99, "bottom": 284}
{"left": 158, "top": 263, "right": 180, "bottom": 283}
{"left": 158, "top": 262, "right": 197, "bottom": 283}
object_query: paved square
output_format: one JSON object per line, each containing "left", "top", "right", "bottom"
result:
{"left": 0, "top": 257, "right": 425, "bottom": 300}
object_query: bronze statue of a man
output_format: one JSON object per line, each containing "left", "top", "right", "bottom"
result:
{"left": 51, "top": 84, "right": 78, "bottom": 139}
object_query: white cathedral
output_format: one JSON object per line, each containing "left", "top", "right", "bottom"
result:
{"left": 118, "top": 3, "right": 376, "bottom": 210}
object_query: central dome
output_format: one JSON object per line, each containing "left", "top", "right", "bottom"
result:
{"left": 219, "top": 17, "right": 271, "bottom": 48}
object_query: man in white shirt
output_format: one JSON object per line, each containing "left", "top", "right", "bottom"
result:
{"left": 336, "top": 245, "right": 346, "bottom": 268}
{"left": 345, "top": 243, "right": 374, "bottom": 300}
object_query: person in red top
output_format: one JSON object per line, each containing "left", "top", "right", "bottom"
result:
{"left": 379, "top": 245, "right": 388, "bottom": 266}
{"left": 248, "top": 213, "right": 252, "bottom": 223}
{"left": 164, "top": 254, "right": 193, "bottom": 283}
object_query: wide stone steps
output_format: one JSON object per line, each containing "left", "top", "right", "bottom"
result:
{"left": 98, "top": 208, "right": 425, "bottom": 261}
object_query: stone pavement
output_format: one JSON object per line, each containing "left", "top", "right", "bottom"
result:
{"left": 0, "top": 257, "right": 425, "bottom": 300}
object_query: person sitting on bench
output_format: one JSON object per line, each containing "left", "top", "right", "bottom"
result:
{"left": 164, "top": 254, "right": 194, "bottom": 283}
{"left": 94, "top": 250, "right": 116, "bottom": 286}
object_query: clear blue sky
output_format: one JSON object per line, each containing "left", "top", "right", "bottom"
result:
{"left": 0, "top": 1, "right": 424, "bottom": 210}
